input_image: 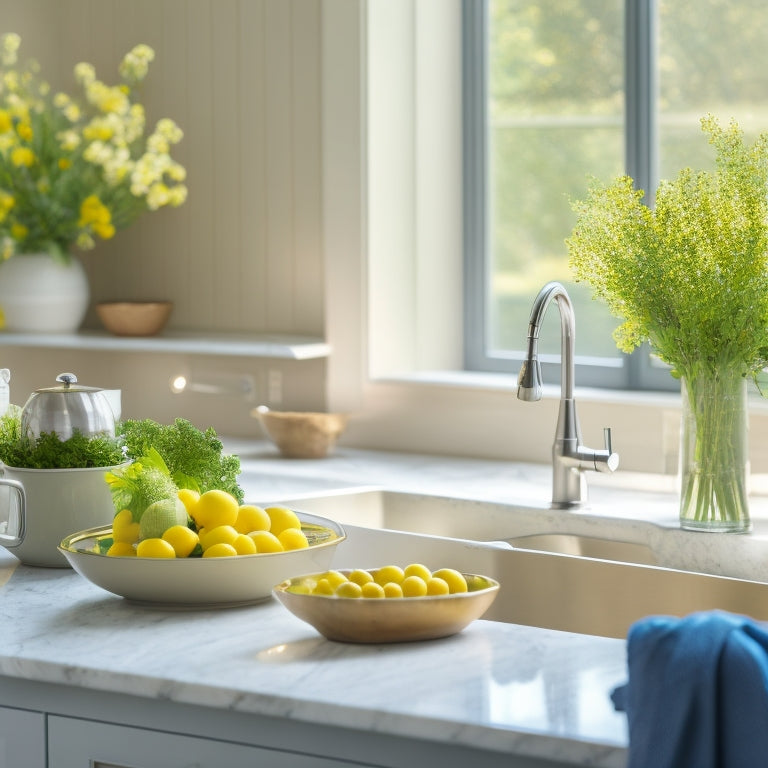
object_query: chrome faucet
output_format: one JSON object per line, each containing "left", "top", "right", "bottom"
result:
{"left": 517, "top": 281, "right": 619, "bottom": 508}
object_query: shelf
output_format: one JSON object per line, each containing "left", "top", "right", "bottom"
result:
{"left": 0, "top": 330, "right": 331, "bottom": 360}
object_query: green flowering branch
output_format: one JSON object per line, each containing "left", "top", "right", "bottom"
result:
{"left": 567, "top": 115, "right": 768, "bottom": 529}
{"left": 567, "top": 115, "right": 768, "bottom": 384}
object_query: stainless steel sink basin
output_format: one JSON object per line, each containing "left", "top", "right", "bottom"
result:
{"left": 333, "top": 524, "right": 768, "bottom": 639}
{"left": 267, "top": 488, "right": 658, "bottom": 567}
{"left": 507, "top": 533, "right": 658, "bottom": 566}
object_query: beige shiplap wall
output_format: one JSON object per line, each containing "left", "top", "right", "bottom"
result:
{"left": 0, "top": 0, "right": 328, "bottom": 433}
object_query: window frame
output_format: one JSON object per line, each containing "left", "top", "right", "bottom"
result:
{"left": 462, "top": 0, "right": 679, "bottom": 392}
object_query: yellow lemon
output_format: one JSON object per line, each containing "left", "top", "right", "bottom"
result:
{"left": 265, "top": 506, "right": 301, "bottom": 536}
{"left": 177, "top": 488, "right": 200, "bottom": 517}
{"left": 162, "top": 525, "right": 199, "bottom": 558}
{"left": 335, "top": 581, "right": 363, "bottom": 598}
{"left": 248, "top": 530, "right": 284, "bottom": 553}
{"left": 426, "top": 577, "right": 450, "bottom": 596}
{"left": 193, "top": 489, "right": 239, "bottom": 530}
{"left": 202, "top": 542, "right": 238, "bottom": 558}
{"left": 404, "top": 563, "right": 432, "bottom": 582}
{"left": 373, "top": 565, "right": 404, "bottom": 586}
{"left": 432, "top": 568, "right": 468, "bottom": 594}
{"left": 200, "top": 525, "right": 239, "bottom": 551}
{"left": 278, "top": 527, "right": 309, "bottom": 551}
{"left": 319, "top": 570, "right": 348, "bottom": 588}
{"left": 136, "top": 538, "right": 176, "bottom": 558}
{"left": 383, "top": 582, "right": 404, "bottom": 598}
{"left": 234, "top": 504, "right": 270, "bottom": 534}
{"left": 401, "top": 575, "right": 428, "bottom": 597}
{"left": 106, "top": 541, "right": 136, "bottom": 557}
{"left": 232, "top": 533, "right": 258, "bottom": 555}
{"left": 361, "top": 581, "right": 385, "bottom": 598}
{"left": 312, "top": 578, "right": 335, "bottom": 595}
{"left": 348, "top": 568, "right": 374, "bottom": 586}
{"left": 112, "top": 509, "right": 139, "bottom": 544}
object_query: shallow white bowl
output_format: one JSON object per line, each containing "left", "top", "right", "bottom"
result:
{"left": 59, "top": 511, "right": 345, "bottom": 608}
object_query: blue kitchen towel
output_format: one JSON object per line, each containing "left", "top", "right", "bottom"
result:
{"left": 611, "top": 611, "right": 768, "bottom": 768}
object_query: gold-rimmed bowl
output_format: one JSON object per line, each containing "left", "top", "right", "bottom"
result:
{"left": 59, "top": 511, "right": 345, "bottom": 608}
{"left": 273, "top": 569, "right": 500, "bottom": 643}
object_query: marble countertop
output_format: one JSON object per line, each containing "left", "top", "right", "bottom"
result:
{"left": 14, "top": 438, "right": 768, "bottom": 766}
{"left": 0, "top": 548, "right": 628, "bottom": 768}
{"left": 0, "top": 440, "right": 640, "bottom": 767}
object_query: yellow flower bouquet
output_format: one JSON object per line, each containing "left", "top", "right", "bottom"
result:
{"left": 0, "top": 33, "right": 187, "bottom": 263}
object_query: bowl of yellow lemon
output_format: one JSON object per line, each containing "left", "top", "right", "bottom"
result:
{"left": 273, "top": 564, "right": 500, "bottom": 643}
{"left": 59, "top": 492, "right": 345, "bottom": 607}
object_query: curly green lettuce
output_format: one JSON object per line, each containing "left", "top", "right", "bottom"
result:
{"left": 117, "top": 417, "right": 243, "bottom": 502}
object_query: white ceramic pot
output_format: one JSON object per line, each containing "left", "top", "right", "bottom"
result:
{"left": 0, "top": 253, "right": 89, "bottom": 333}
{"left": 0, "top": 463, "right": 124, "bottom": 567}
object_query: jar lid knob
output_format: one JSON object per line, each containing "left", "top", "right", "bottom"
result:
{"left": 55, "top": 372, "right": 77, "bottom": 389}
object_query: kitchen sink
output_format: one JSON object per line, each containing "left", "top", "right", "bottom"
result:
{"left": 264, "top": 487, "right": 660, "bottom": 567}
{"left": 332, "top": 524, "right": 768, "bottom": 639}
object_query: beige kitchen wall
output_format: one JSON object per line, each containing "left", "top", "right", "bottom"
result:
{"left": 0, "top": 0, "right": 329, "bottom": 433}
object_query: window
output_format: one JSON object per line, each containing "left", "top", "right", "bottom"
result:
{"left": 465, "top": 0, "right": 768, "bottom": 391}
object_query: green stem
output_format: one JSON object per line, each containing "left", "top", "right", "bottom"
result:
{"left": 679, "top": 370, "right": 750, "bottom": 531}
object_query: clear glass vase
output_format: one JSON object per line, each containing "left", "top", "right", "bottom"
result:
{"left": 679, "top": 371, "right": 750, "bottom": 532}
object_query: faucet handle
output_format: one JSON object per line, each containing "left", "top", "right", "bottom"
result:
{"left": 597, "top": 427, "right": 620, "bottom": 473}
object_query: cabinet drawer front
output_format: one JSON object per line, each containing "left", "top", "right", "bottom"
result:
{"left": 48, "top": 715, "right": 375, "bottom": 768}
{"left": 0, "top": 706, "right": 46, "bottom": 768}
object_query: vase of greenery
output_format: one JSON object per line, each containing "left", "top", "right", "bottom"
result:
{"left": 0, "top": 33, "right": 187, "bottom": 333}
{"left": 567, "top": 115, "right": 768, "bottom": 533}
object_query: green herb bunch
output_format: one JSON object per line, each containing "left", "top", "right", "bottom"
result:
{"left": 567, "top": 114, "right": 768, "bottom": 383}
{"left": 117, "top": 418, "right": 243, "bottom": 503}
{"left": 0, "top": 404, "right": 125, "bottom": 468}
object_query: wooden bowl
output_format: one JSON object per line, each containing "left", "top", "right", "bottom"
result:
{"left": 253, "top": 405, "right": 347, "bottom": 458}
{"left": 96, "top": 301, "right": 173, "bottom": 337}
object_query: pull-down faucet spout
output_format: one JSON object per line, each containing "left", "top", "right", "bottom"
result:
{"left": 517, "top": 281, "right": 619, "bottom": 508}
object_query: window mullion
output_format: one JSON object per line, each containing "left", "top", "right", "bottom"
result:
{"left": 625, "top": 0, "right": 658, "bottom": 205}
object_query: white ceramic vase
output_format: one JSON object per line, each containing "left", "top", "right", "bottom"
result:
{"left": 0, "top": 252, "right": 89, "bottom": 333}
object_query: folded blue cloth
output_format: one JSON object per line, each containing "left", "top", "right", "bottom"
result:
{"left": 612, "top": 611, "right": 768, "bottom": 768}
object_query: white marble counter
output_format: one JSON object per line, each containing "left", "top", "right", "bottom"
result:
{"left": 0, "top": 544, "right": 628, "bottom": 767}
{"left": 0, "top": 441, "right": 636, "bottom": 767}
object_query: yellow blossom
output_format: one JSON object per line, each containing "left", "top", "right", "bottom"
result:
{"left": 10, "top": 222, "right": 27, "bottom": 240}
{"left": 0, "top": 192, "right": 14, "bottom": 223}
{"left": 92, "top": 221, "right": 115, "bottom": 239}
{"left": 1, "top": 35, "right": 186, "bottom": 257}
{"left": 10, "top": 146, "right": 34, "bottom": 167}
{"left": 76, "top": 232, "right": 95, "bottom": 250}
{"left": 74, "top": 62, "right": 95, "bottom": 85}
{"left": 119, "top": 44, "right": 155, "bottom": 82}
{"left": 156, "top": 117, "right": 183, "bottom": 144}
{"left": 57, "top": 130, "right": 80, "bottom": 151}
{"left": 168, "top": 185, "right": 187, "bottom": 207}
{"left": 15, "top": 122, "right": 32, "bottom": 141}
{"left": 0, "top": 34, "right": 20, "bottom": 67}
{"left": 78, "top": 195, "right": 115, "bottom": 240}
{"left": 3, "top": 71, "right": 18, "bottom": 92}
{"left": 83, "top": 122, "right": 113, "bottom": 141}
{"left": 146, "top": 182, "right": 170, "bottom": 210}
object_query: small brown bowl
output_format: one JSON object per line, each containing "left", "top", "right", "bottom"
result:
{"left": 96, "top": 301, "right": 173, "bottom": 337}
{"left": 253, "top": 405, "right": 347, "bottom": 458}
